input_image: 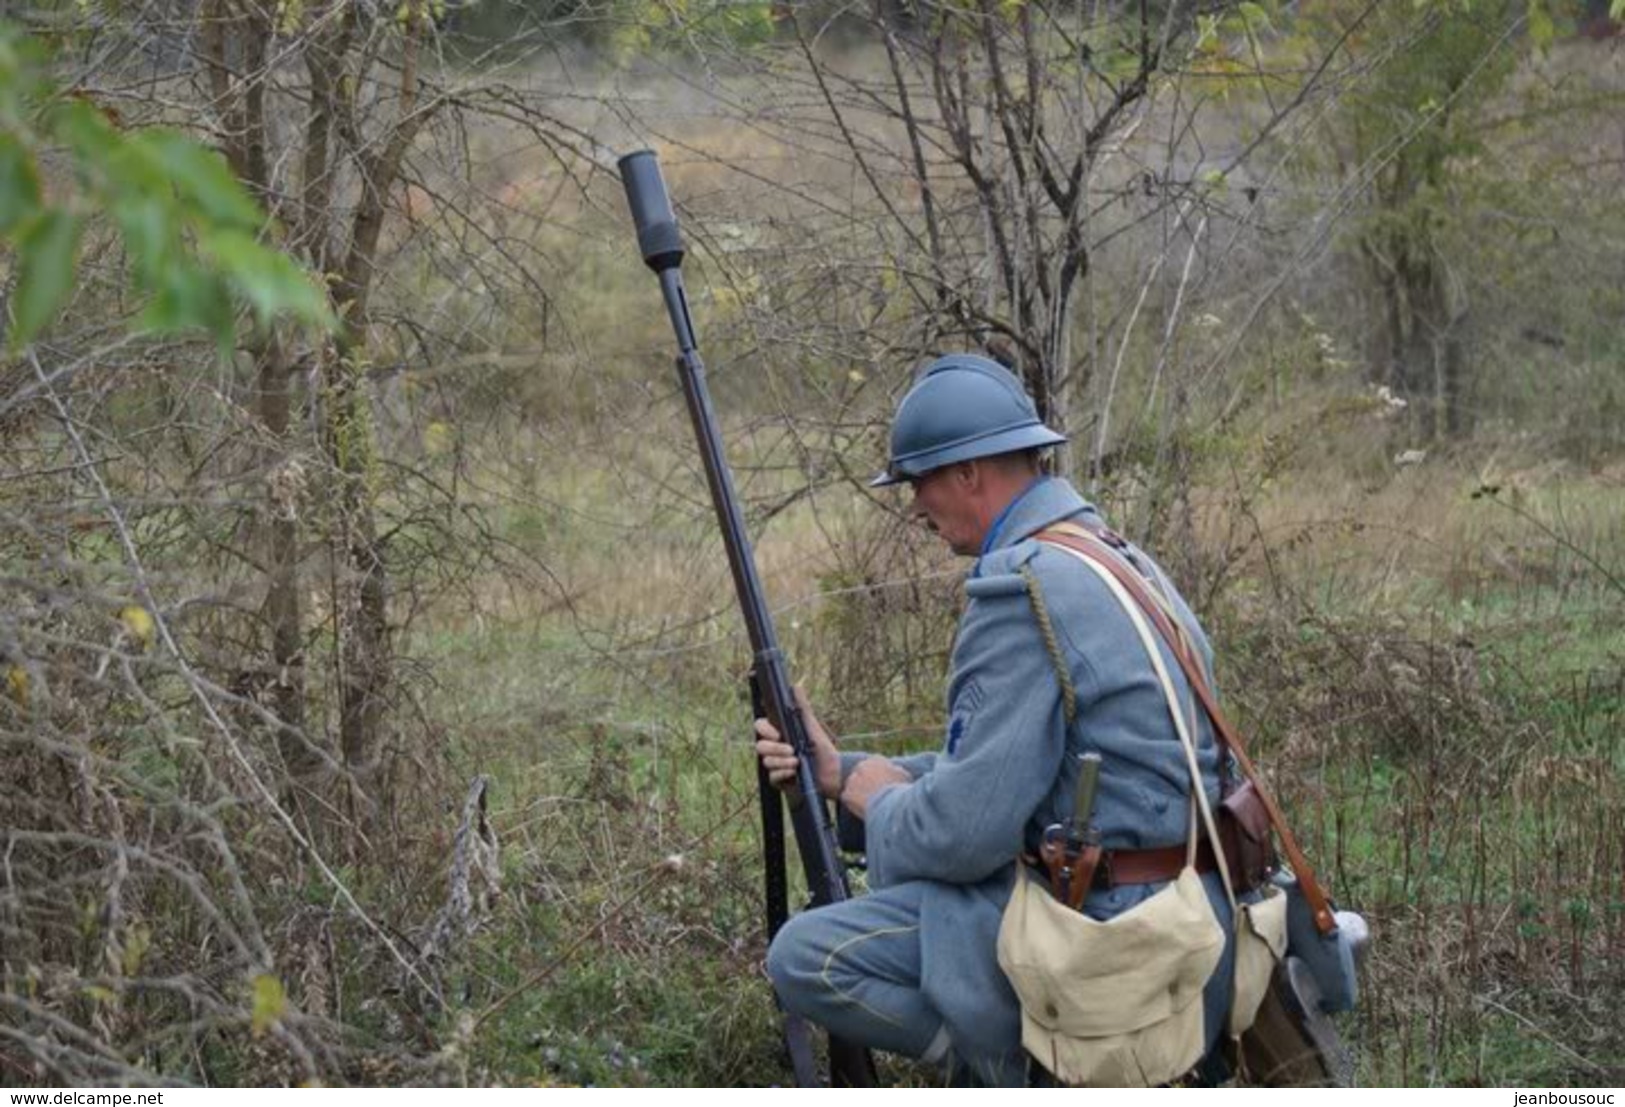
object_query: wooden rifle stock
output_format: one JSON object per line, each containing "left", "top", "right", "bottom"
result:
{"left": 619, "top": 149, "right": 875, "bottom": 1088}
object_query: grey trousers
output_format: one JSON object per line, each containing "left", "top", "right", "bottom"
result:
{"left": 765, "top": 881, "right": 1030, "bottom": 1087}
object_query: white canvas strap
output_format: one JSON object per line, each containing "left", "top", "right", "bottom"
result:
{"left": 1045, "top": 543, "right": 1239, "bottom": 911}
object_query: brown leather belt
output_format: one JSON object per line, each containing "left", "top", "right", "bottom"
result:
{"left": 1022, "top": 838, "right": 1225, "bottom": 893}
{"left": 1094, "top": 838, "right": 1218, "bottom": 888}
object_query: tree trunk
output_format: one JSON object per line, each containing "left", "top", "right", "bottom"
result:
{"left": 259, "top": 334, "right": 316, "bottom": 793}
{"left": 207, "top": 0, "right": 317, "bottom": 805}
{"left": 325, "top": 342, "right": 392, "bottom": 807}
{"left": 322, "top": 1, "right": 430, "bottom": 816}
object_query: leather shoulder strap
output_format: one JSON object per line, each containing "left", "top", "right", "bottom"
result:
{"left": 1036, "top": 526, "right": 1339, "bottom": 936}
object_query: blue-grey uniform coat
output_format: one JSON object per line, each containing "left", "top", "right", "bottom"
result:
{"left": 819, "top": 477, "right": 1234, "bottom": 1082}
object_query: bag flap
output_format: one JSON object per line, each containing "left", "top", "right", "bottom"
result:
{"left": 998, "top": 867, "right": 1224, "bottom": 1038}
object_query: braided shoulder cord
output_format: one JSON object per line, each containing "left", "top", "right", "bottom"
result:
{"left": 1019, "top": 565, "right": 1077, "bottom": 726}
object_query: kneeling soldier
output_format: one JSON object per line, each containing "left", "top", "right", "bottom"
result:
{"left": 755, "top": 354, "right": 1237, "bottom": 1086}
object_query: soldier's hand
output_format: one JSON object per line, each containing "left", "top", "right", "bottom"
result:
{"left": 753, "top": 684, "right": 841, "bottom": 799}
{"left": 840, "top": 756, "right": 912, "bottom": 820}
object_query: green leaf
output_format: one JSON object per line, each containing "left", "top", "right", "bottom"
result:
{"left": 1527, "top": 0, "right": 1555, "bottom": 50}
{"left": 200, "top": 226, "right": 333, "bottom": 328}
{"left": 140, "top": 130, "right": 261, "bottom": 230}
{"left": 250, "top": 973, "right": 285, "bottom": 1037}
{"left": 0, "top": 34, "right": 48, "bottom": 122}
{"left": 47, "top": 98, "right": 117, "bottom": 162}
{"left": 1239, "top": 1, "right": 1273, "bottom": 34}
{"left": 1612, "top": 0, "right": 1624, "bottom": 22}
{"left": 112, "top": 194, "right": 174, "bottom": 289}
{"left": 102, "top": 131, "right": 173, "bottom": 200}
{"left": 121, "top": 923, "right": 152, "bottom": 976}
{"left": 10, "top": 210, "right": 83, "bottom": 347}
{"left": 0, "top": 133, "right": 40, "bottom": 235}
{"left": 140, "top": 265, "right": 235, "bottom": 348}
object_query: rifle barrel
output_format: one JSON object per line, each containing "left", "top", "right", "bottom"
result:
{"left": 617, "top": 150, "right": 850, "bottom": 910}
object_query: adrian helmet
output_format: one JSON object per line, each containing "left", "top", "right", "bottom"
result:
{"left": 870, "top": 354, "right": 1067, "bottom": 487}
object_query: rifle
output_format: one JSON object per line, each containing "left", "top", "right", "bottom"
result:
{"left": 618, "top": 149, "right": 876, "bottom": 1089}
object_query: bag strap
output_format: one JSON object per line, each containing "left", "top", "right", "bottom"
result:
{"left": 1036, "top": 523, "right": 1339, "bottom": 936}
{"left": 1054, "top": 544, "right": 1239, "bottom": 910}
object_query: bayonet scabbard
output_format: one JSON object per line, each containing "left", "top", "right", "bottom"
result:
{"left": 1041, "top": 753, "right": 1105, "bottom": 910}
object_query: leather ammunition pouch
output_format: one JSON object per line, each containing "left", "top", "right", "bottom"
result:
{"left": 1219, "top": 780, "right": 1278, "bottom": 893}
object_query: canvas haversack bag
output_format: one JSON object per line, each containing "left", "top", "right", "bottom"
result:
{"left": 997, "top": 531, "right": 1291, "bottom": 1086}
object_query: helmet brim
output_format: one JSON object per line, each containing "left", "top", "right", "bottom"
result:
{"left": 870, "top": 423, "right": 1067, "bottom": 488}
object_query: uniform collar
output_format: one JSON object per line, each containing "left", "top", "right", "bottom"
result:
{"left": 973, "top": 477, "right": 1098, "bottom": 573}
{"left": 978, "top": 475, "right": 1048, "bottom": 559}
